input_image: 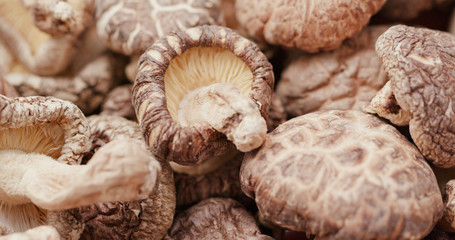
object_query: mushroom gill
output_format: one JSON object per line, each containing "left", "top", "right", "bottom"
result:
{"left": 164, "top": 47, "right": 253, "bottom": 122}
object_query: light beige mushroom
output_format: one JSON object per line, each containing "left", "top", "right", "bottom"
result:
{"left": 0, "top": 225, "right": 60, "bottom": 240}
{"left": 0, "top": 0, "right": 93, "bottom": 75}
{"left": 0, "top": 95, "right": 160, "bottom": 236}
{"left": 241, "top": 110, "right": 443, "bottom": 239}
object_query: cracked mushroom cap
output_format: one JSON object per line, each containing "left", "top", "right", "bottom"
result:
{"left": 366, "top": 25, "right": 455, "bottom": 168}
{"left": 5, "top": 52, "right": 127, "bottom": 114}
{"left": 241, "top": 110, "right": 443, "bottom": 239}
{"left": 380, "top": 0, "right": 454, "bottom": 20}
{"left": 235, "top": 0, "right": 386, "bottom": 53}
{"left": 133, "top": 25, "right": 274, "bottom": 165}
{"left": 165, "top": 198, "right": 273, "bottom": 240}
{"left": 0, "top": 0, "right": 93, "bottom": 75}
{"left": 95, "top": 0, "right": 223, "bottom": 56}
{"left": 277, "top": 25, "right": 389, "bottom": 118}
{"left": 72, "top": 115, "right": 175, "bottom": 240}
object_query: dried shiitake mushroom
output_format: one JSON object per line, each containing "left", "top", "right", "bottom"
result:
{"left": 5, "top": 53, "right": 126, "bottom": 114}
{"left": 71, "top": 115, "right": 175, "bottom": 240}
{"left": 235, "top": 0, "right": 386, "bottom": 52}
{"left": 0, "top": 0, "right": 93, "bottom": 75}
{"left": 241, "top": 110, "right": 443, "bottom": 239}
{"left": 95, "top": 0, "right": 224, "bottom": 81}
{"left": 174, "top": 153, "right": 252, "bottom": 210}
{"left": 100, "top": 84, "right": 136, "bottom": 121}
{"left": 277, "top": 25, "right": 389, "bottom": 118}
{"left": 0, "top": 96, "right": 159, "bottom": 235}
{"left": 0, "top": 226, "right": 60, "bottom": 240}
{"left": 380, "top": 0, "right": 454, "bottom": 20}
{"left": 133, "top": 25, "right": 273, "bottom": 166}
{"left": 266, "top": 93, "right": 287, "bottom": 132}
{"left": 365, "top": 25, "right": 455, "bottom": 168}
{"left": 437, "top": 180, "right": 455, "bottom": 232}
{"left": 165, "top": 198, "right": 273, "bottom": 240}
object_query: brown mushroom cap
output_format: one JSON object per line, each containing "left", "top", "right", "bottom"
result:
{"left": 165, "top": 198, "right": 273, "bottom": 240}
{"left": 241, "top": 110, "right": 443, "bottom": 239}
{"left": 373, "top": 25, "right": 455, "bottom": 167}
{"left": 277, "top": 25, "right": 389, "bottom": 118}
{"left": 235, "top": 0, "right": 386, "bottom": 53}
{"left": 380, "top": 0, "right": 454, "bottom": 20}
{"left": 73, "top": 115, "right": 175, "bottom": 240}
{"left": 100, "top": 84, "right": 137, "bottom": 121}
{"left": 133, "top": 25, "right": 274, "bottom": 165}
{"left": 95, "top": 0, "right": 223, "bottom": 56}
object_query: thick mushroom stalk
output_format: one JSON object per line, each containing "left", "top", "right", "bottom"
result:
{"left": 0, "top": 139, "right": 160, "bottom": 211}
{"left": 178, "top": 83, "right": 266, "bottom": 152}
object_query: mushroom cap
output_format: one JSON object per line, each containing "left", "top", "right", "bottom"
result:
{"left": 277, "top": 25, "right": 389, "bottom": 118}
{"left": 266, "top": 93, "right": 287, "bottom": 132}
{"left": 379, "top": 0, "right": 454, "bottom": 20}
{"left": 74, "top": 115, "right": 175, "bottom": 240}
{"left": 235, "top": 0, "right": 386, "bottom": 53}
{"left": 133, "top": 25, "right": 274, "bottom": 165}
{"left": 100, "top": 84, "right": 136, "bottom": 121}
{"left": 241, "top": 110, "right": 443, "bottom": 239}
{"left": 165, "top": 198, "right": 273, "bottom": 240}
{"left": 375, "top": 25, "right": 455, "bottom": 167}
{"left": 0, "top": 95, "right": 90, "bottom": 165}
{"left": 95, "top": 0, "right": 224, "bottom": 56}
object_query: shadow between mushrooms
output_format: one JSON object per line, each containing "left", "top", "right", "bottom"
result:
{"left": 241, "top": 110, "right": 443, "bottom": 239}
{"left": 0, "top": 96, "right": 159, "bottom": 237}
{"left": 365, "top": 25, "right": 455, "bottom": 168}
{"left": 133, "top": 25, "right": 274, "bottom": 167}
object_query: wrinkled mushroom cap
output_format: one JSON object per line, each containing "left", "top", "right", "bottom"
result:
{"left": 235, "top": 0, "right": 386, "bottom": 52}
{"left": 277, "top": 25, "right": 389, "bottom": 117}
{"left": 374, "top": 25, "right": 455, "bottom": 167}
{"left": 165, "top": 198, "right": 273, "bottom": 240}
{"left": 133, "top": 25, "right": 274, "bottom": 165}
{"left": 95, "top": 0, "right": 223, "bottom": 56}
{"left": 74, "top": 115, "right": 175, "bottom": 240}
{"left": 241, "top": 110, "right": 443, "bottom": 239}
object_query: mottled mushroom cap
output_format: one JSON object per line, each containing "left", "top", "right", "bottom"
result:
{"left": 235, "top": 0, "right": 386, "bottom": 53}
{"left": 133, "top": 25, "right": 274, "bottom": 165}
{"left": 95, "top": 0, "right": 223, "bottom": 56}
{"left": 375, "top": 25, "right": 455, "bottom": 167}
{"left": 241, "top": 110, "right": 443, "bottom": 239}
{"left": 380, "top": 0, "right": 454, "bottom": 20}
{"left": 277, "top": 25, "right": 389, "bottom": 118}
{"left": 165, "top": 198, "right": 273, "bottom": 240}
{"left": 0, "top": 95, "right": 90, "bottom": 165}
{"left": 73, "top": 115, "right": 175, "bottom": 240}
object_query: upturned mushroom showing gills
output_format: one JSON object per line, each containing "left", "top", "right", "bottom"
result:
{"left": 0, "top": 0, "right": 93, "bottom": 75}
{"left": 0, "top": 95, "right": 160, "bottom": 236}
{"left": 365, "top": 25, "right": 455, "bottom": 168}
{"left": 241, "top": 110, "right": 443, "bottom": 239}
{"left": 133, "top": 25, "right": 274, "bottom": 167}
{"left": 235, "top": 0, "right": 386, "bottom": 53}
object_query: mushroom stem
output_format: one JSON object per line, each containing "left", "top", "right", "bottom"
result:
{"left": 178, "top": 83, "right": 267, "bottom": 152}
{"left": 0, "top": 139, "right": 160, "bottom": 211}
{"left": 364, "top": 81, "right": 412, "bottom": 126}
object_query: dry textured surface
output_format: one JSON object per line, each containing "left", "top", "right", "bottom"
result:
{"left": 241, "top": 110, "right": 443, "bottom": 239}
{"left": 100, "top": 84, "right": 136, "bottom": 121}
{"left": 133, "top": 25, "right": 274, "bottom": 165}
{"left": 373, "top": 25, "right": 455, "bottom": 167}
{"left": 0, "top": 0, "right": 93, "bottom": 75}
{"left": 165, "top": 198, "right": 273, "bottom": 240}
{"left": 266, "top": 93, "right": 287, "bottom": 132}
{"left": 0, "top": 95, "right": 90, "bottom": 165}
{"left": 95, "top": 0, "right": 223, "bottom": 56}
{"left": 174, "top": 153, "right": 251, "bottom": 209}
{"left": 5, "top": 53, "right": 126, "bottom": 114}
{"left": 439, "top": 180, "right": 455, "bottom": 231}
{"left": 74, "top": 115, "right": 175, "bottom": 240}
{"left": 277, "top": 25, "right": 389, "bottom": 118}
{"left": 235, "top": 0, "right": 386, "bottom": 53}
{"left": 0, "top": 226, "right": 60, "bottom": 240}
{"left": 380, "top": 0, "right": 454, "bottom": 20}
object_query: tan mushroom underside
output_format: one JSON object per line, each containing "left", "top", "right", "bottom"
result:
{"left": 164, "top": 47, "right": 253, "bottom": 122}
{"left": 0, "top": 0, "right": 50, "bottom": 54}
